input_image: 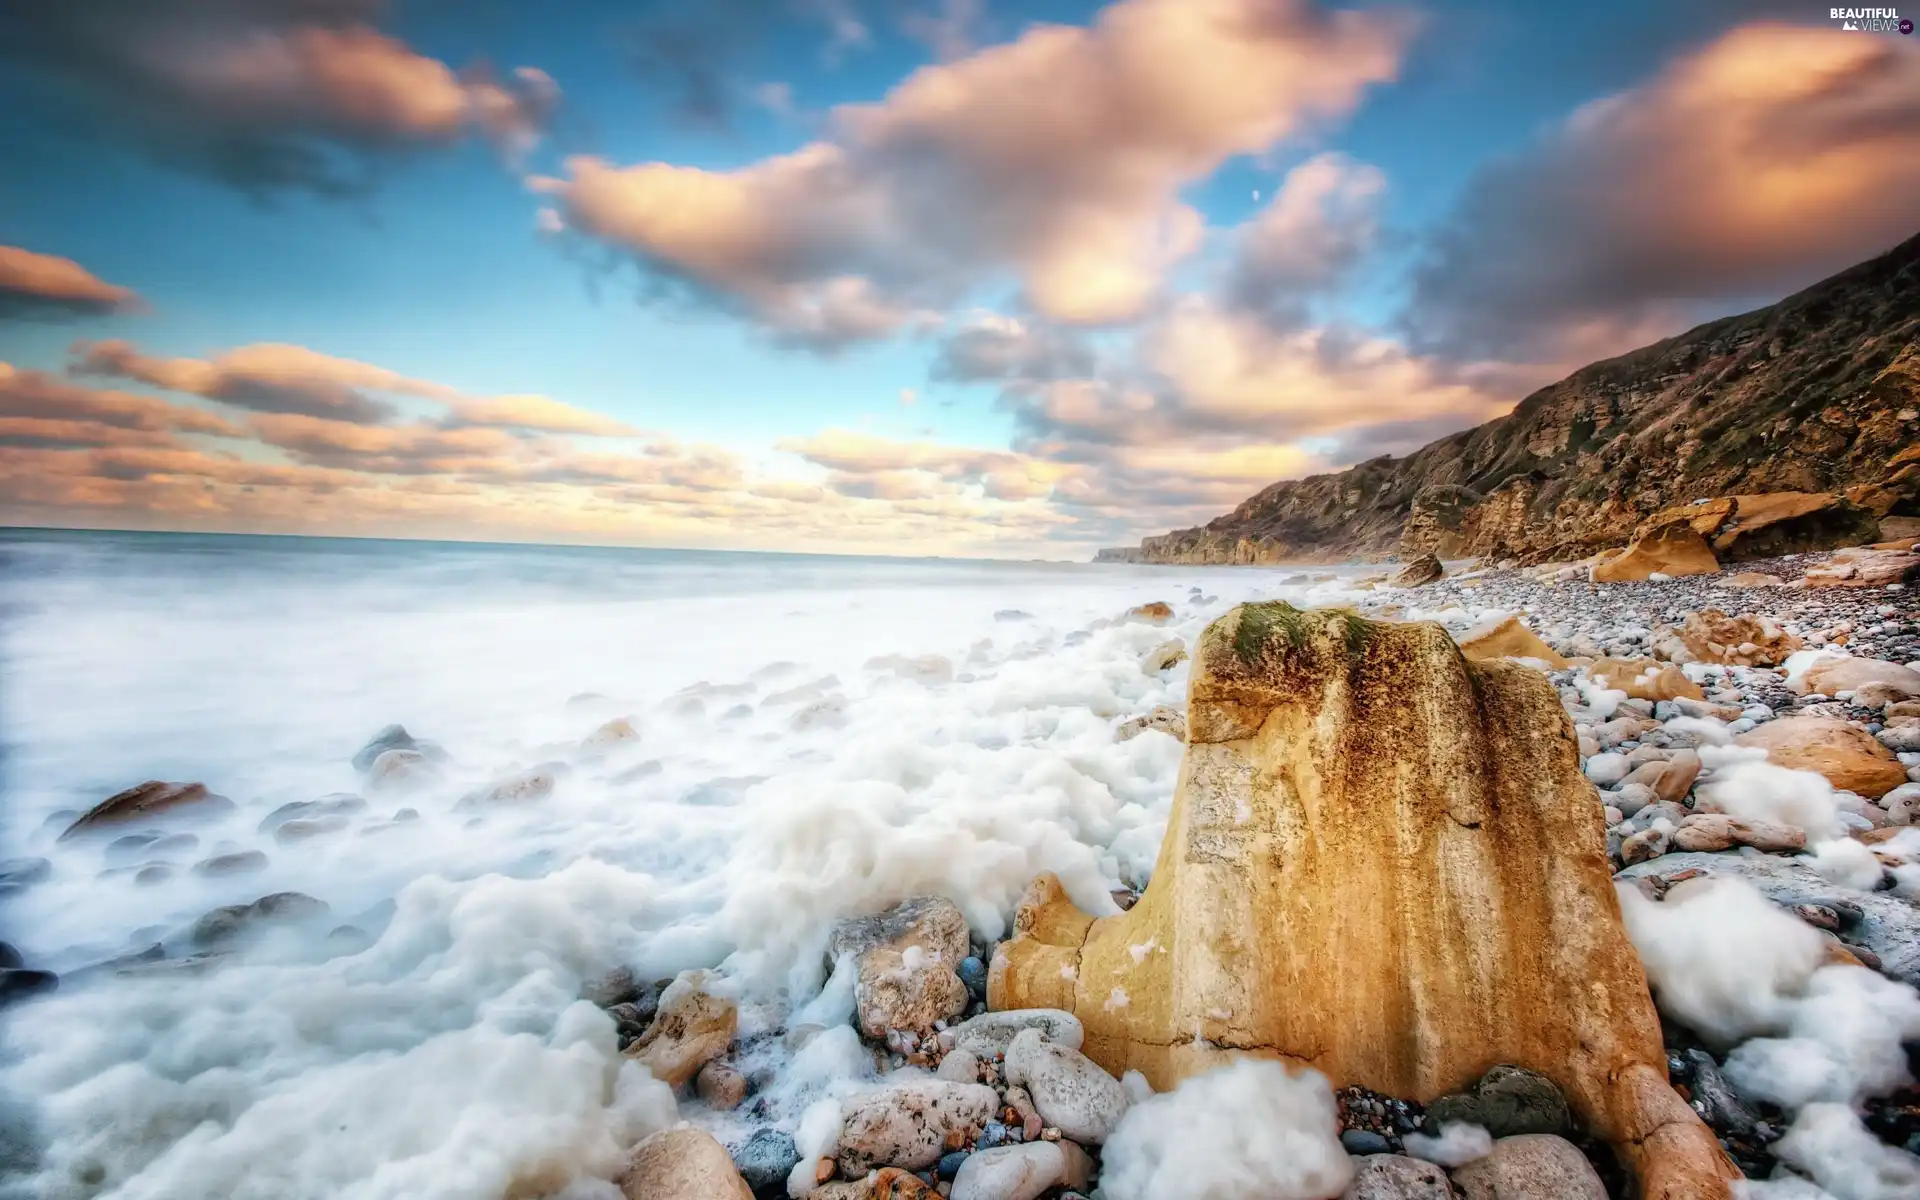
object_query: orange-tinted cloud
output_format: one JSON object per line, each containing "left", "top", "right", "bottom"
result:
{"left": 0, "top": 246, "right": 142, "bottom": 320}
{"left": 0, "top": 362, "right": 244, "bottom": 449}
{"left": 1, "top": 1, "right": 559, "bottom": 195}
{"left": 1408, "top": 22, "right": 1920, "bottom": 362}
{"left": 537, "top": 0, "right": 1411, "bottom": 346}
{"left": 73, "top": 338, "right": 634, "bottom": 435}
{"left": 1225, "top": 153, "right": 1384, "bottom": 323}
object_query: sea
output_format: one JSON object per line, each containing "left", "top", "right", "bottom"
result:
{"left": 0, "top": 527, "right": 1383, "bottom": 1200}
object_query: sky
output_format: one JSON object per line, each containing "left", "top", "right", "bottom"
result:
{"left": 0, "top": 0, "right": 1916, "bottom": 559}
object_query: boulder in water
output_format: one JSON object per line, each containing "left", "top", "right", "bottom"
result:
{"left": 989, "top": 602, "right": 1736, "bottom": 1198}
{"left": 619, "top": 1127, "right": 752, "bottom": 1200}
{"left": 58, "top": 781, "right": 233, "bottom": 840}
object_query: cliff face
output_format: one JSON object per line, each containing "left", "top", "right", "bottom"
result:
{"left": 1124, "top": 232, "right": 1920, "bottom": 565}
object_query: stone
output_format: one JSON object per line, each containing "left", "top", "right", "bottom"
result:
{"left": 988, "top": 602, "right": 1736, "bottom": 1199}
{"left": 258, "top": 794, "right": 365, "bottom": 834}
{"left": 1451, "top": 1134, "right": 1607, "bottom": 1200}
{"left": 958, "top": 955, "right": 988, "bottom": 998}
{"left": 871, "top": 1168, "right": 939, "bottom": 1198}
{"left": 620, "top": 1126, "right": 753, "bottom": 1200}
{"left": 1801, "top": 546, "right": 1920, "bottom": 588}
{"left": 1424, "top": 1066, "right": 1571, "bottom": 1139}
{"left": 836, "top": 1080, "right": 999, "bottom": 1175}
{"left": 1592, "top": 525, "right": 1718, "bottom": 583}
{"left": 732, "top": 1128, "right": 799, "bottom": 1192}
{"left": 366, "top": 748, "right": 438, "bottom": 792}
{"left": 624, "top": 970, "right": 737, "bottom": 1089}
{"left": 1798, "top": 657, "right": 1920, "bottom": 705}
{"left": 695, "top": 1060, "right": 747, "bottom": 1110}
{"left": 1620, "top": 827, "right": 1669, "bottom": 866}
{"left": 1671, "top": 814, "right": 1806, "bottom": 854}
{"left": 1677, "top": 1050, "right": 1757, "bottom": 1141}
{"left": 192, "top": 850, "right": 269, "bottom": 877}
{"left": 1141, "top": 640, "right": 1187, "bottom": 673}
{"left": 1590, "top": 657, "right": 1706, "bottom": 702}
{"left": 582, "top": 717, "right": 640, "bottom": 749}
{"left": 582, "top": 965, "right": 645, "bottom": 1008}
{"left": 1652, "top": 751, "right": 1702, "bottom": 805}
{"left": 1617, "top": 851, "right": 1920, "bottom": 988}
{"left": 1456, "top": 616, "right": 1567, "bottom": 668}
{"left": 832, "top": 898, "right": 972, "bottom": 1037}
{"left": 1677, "top": 611, "right": 1802, "bottom": 667}
{"left": 1341, "top": 1154, "right": 1454, "bottom": 1200}
{"left": 1882, "top": 783, "right": 1920, "bottom": 825}
{"left": 275, "top": 816, "right": 349, "bottom": 843}
{"left": 948, "top": 1009, "right": 1084, "bottom": 1060}
{"left": 1735, "top": 716, "right": 1907, "bottom": 799}
{"left": 1002, "top": 1027, "right": 1129, "bottom": 1145}
{"left": 949, "top": 1141, "right": 1091, "bottom": 1200}
{"left": 351, "top": 724, "right": 442, "bottom": 772}
{"left": 936, "top": 1048, "right": 980, "bottom": 1084}
{"left": 1391, "top": 553, "right": 1444, "bottom": 588}
{"left": 1115, "top": 706, "right": 1186, "bottom": 742}
{"left": 189, "top": 892, "right": 330, "bottom": 950}
{"left": 462, "top": 768, "right": 556, "bottom": 807}
{"left": 0, "top": 968, "right": 59, "bottom": 1006}
{"left": 58, "top": 781, "right": 233, "bottom": 840}
{"left": 1723, "top": 572, "right": 1788, "bottom": 587}
{"left": 1126, "top": 602, "right": 1173, "bottom": 623}
{"left": 1342, "top": 1129, "right": 1394, "bottom": 1155}
{"left": 1611, "top": 784, "right": 1656, "bottom": 818}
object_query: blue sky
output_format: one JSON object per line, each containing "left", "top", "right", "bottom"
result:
{"left": 1, "top": 0, "right": 1914, "bottom": 556}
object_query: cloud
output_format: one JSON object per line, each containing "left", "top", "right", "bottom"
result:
{"left": 0, "top": 362, "right": 243, "bottom": 449}
{"left": 0, "top": 246, "right": 143, "bottom": 321}
{"left": 0, "top": 0, "right": 560, "bottom": 195}
{"left": 618, "top": 0, "right": 870, "bottom": 128}
{"left": 930, "top": 313, "right": 1097, "bottom": 383}
{"left": 898, "top": 0, "right": 988, "bottom": 60}
{"left": 538, "top": 0, "right": 1412, "bottom": 347}
{"left": 1406, "top": 21, "right": 1920, "bottom": 363}
{"left": 71, "top": 338, "right": 632, "bottom": 435}
{"left": 1225, "top": 152, "right": 1384, "bottom": 323}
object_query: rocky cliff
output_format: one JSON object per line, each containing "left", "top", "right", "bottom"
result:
{"left": 1121, "top": 232, "right": 1920, "bottom": 565}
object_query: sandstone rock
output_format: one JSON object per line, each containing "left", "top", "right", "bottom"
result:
{"left": 59, "top": 781, "right": 234, "bottom": 840}
{"left": 853, "top": 948, "right": 968, "bottom": 1038}
{"left": 1391, "top": 553, "right": 1443, "bottom": 588}
{"left": 1115, "top": 706, "right": 1186, "bottom": 742}
{"left": 1456, "top": 616, "right": 1567, "bottom": 668}
{"left": 1591, "top": 525, "right": 1718, "bottom": 583}
{"left": 832, "top": 897, "right": 972, "bottom": 1037}
{"left": 463, "top": 767, "right": 557, "bottom": 807}
{"left": 988, "top": 602, "right": 1735, "bottom": 1199}
{"left": 948, "top": 1009, "right": 1083, "bottom": 1060}
{"left": 1671, "top": 814, "right": 1806, "bottom": 854}
{"left": 258, "top": 794, "right": 365, "bottom": 834}
{"left": 1734, "top": 716, "right": 1907, "bottom": 799}
{"left": 695, "top": 1060, "right": 747, "bottom": 1109}
{"left": 1590, "top": 657, "right": 1705, "bottom": 702}
{"left": 1126, "top": 602, "right": 1173, "bottom": 623}
{"left": 1652, "top": 751, "right": 1702, "bottom": 805}
{"left": 1003, "top": 1027, "right": 1129, "bottom": 1144}
{"left": 1800, "top": 546, "right": 1920, "bottom": 588}
{"left": 949, "top": 1141, "right": 1091, "bottom": 1200}
{"left": 871, "top": 1167, "right": 938, "bottom": 1198}
{"left": 1704, "top": 492, "right": 1880, "bottom": 560}
{"left": 1882, "top": 783, "right": 1920, "bottom": 826}
{"left": 836, "top": 1080, "right": 999, "bottom": 1175}
{"left": 1797, "top": 657, "right": 1920, "bottom": 705}
{"left": 936, "top": 1047, "right": 979, "bottom": 1083}
{"left": 625, "top": 970, "right": 737, "bottom": 1089}
{"left": 582, "top": 717, "right": 640, "bottom": 749}
{"left": 1342, "top": 1154, "right": 1454, "bottom": 1200}
{"left": 1621, "top": 827, "right": 1669, "bottom": 866}
{"left": 1141, "top": 639, "right": 1187, "bottom": 673}
{"left": 1451, "top": 1134, "right": 1607, "bottom": 1200}
{"left": 620, "top": 1126, "right": 753, "bottom": 1200}
{"left": 1677, "top": 610, "right": 1802, "bottom": 667}
{"left": 1424, "top": 1065, "right": 1571, "bottom": 1139}
{"left": 366, "top": 748, "right": 438, "bottom": 792}
{"left": 351, "top": 724, "right": 445, "bottom": 772}
{"left": 1723, "top": 572, "right": 1788, "bottom": 587}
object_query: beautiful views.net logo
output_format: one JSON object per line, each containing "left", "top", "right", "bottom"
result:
{"left": 1829, "top": 6, "right": 1915, "bottom": 31}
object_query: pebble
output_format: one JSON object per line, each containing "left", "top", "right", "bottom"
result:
{"left": 837, "top": 1081, "right": 1000, "bottom": 1175}
{"left": 1341, "top": 1129, "right": 1394, "bottom": 1154}
{"left": 1450, "top": 1134, "right": 1606, "bottom": 1200}
{"left": 948, "top": 1009, "right": 1084, "bottom": 1060}
{"left": 731, "top": 1128, "right": 799, "bottom": 1192}
{"left": 948, "top": 1141, "right": 1091, "bottom": 1200}
{"left": 1341, "top": 1154, "right": 1454, "bottom": 1199}
{"left": 1002, "top": 1028, "right": 1130, "bottom": 1145}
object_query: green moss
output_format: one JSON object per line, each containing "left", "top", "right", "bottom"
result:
{"left": 1231, "top": 601, "right": 1377, "bottom": 664}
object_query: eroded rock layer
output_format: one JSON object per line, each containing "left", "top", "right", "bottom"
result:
{"left": 989, "top": 603, "right": 1737, "bottom": 1199}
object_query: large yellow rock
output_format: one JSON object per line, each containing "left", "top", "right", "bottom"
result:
{"left": 624, "top": 970, "right": 738, "bottom": 1089}
{"left": 1677, "top": 610, "right": 1802, "bottom": 667}
{"left": 1591, "top": 524, "right": 1719, "bottom": 582}
{"left": 1457, "top": 615, "right": 1568, "bottom": 668}
{"left": 989, "top": 603, "right": 1735, "bottom": 1200}
{"left": 620, "top": 1127, "right": 754, "bottom": 1200}
{"left": 1734, "top": 716, "right": 1907, "bottom": 799}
